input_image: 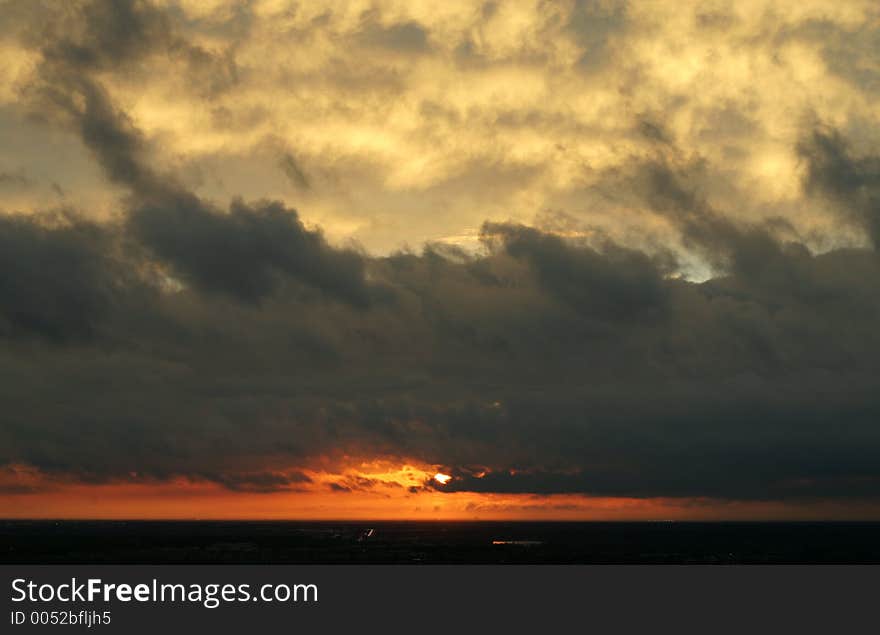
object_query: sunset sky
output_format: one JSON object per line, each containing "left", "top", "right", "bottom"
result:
{"left": 2, "top": 0, "right": 880, "bottom": 520}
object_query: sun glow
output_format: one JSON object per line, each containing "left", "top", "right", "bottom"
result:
{"left": 434, "top": 473, "right": 452, "bottom": 485}
{"left": 4, "top": 461, "right": 880, "bottom": 520}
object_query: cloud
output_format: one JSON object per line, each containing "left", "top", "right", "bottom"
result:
{"left": 128, "top": 196, "right": 372, "bottom": 305}
{"left": 356, "top": 17, "right": 431, "bottom": 53}
{"left": 2, "top": 0, "right": 880, "bottom": 507}
{"left": 205, "top": 470, "right": 312, "bottom": 493}
{"left": 279, "top": 153, "right": 310, "bottom": 190}
{"left": 799, "top": 127, "right": 880, "bottom": 245}
{"left": 0, "top": 211, "right": 144, "bottom": 341}
{"left": 3, "top": 189, "right": 880, "bottom": 500}
{"left": 33, "top": 0, "right": 237, "bottom": 91}
{"left": 20, "top": 5, "right": 371, "bottom": 308}
{"left": 483, "top": 221, "right": 669, "bottom": 321}
{"left": 567, "top": 0, "right": 628, "bottom": 73}
{"left": 0, "top": 169, "right": 31, "bottom": 189}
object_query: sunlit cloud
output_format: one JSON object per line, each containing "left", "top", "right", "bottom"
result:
{"left": 2, "top": 0, "right": 880, "bottom": 519}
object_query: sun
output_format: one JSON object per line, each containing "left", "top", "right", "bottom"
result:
{"left": 433, "top": 473, "right": 452, "bottom": 485}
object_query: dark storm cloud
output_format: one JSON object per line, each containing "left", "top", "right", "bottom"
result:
{"left": 0, "top": 212, "right": 143, "bottom": 341}
{"left": 29, "top": 0, "right": 239, "bottom": 95}
{"left": 633, "top": 156, "right": 810, "bottom": 288}
{"left": 799, "top": 127, "right": 880, "bottom": 245}
{"left": 22, "top": 2, "right": 371, "bottom": 307}
{"left": 40, "top": 0, "right": 173, "bottom": 71}
{"left": 3, "top": 194, "right": 880, "bottom": 498}
{"left": 434, "top": 372, "right": 880, "bottom": 499}
{"left": 37, "top": 77, "right": 370, "bottom": 305}
{"left": 483, "top": 222, "right": 669, "bottom": 321}
{"left": 128, "top": 197, "right": 371, "bottom": 306}
{"left": 205, "top": 470, "right": 312, "bottom": 493}
{"left": 5, "top": 0, "right": 880, "bottom": 503}
{"left": 71, "top": 80, "right": 157, "bottom": 194}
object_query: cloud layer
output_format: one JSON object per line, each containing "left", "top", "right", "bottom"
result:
{"left": 1, "top": 1, "right": 880, "bottom": 509}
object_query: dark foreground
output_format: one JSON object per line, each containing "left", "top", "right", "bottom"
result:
{"left": 3, "top": 520, "right": 879, "bottom": 564}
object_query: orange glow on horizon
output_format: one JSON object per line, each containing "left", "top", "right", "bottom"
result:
{"left": 2, "top": 462, "right": 880, "bottom": 521}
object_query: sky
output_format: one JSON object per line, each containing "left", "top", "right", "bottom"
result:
{"left": 2, "top": 0, "right": 880, "bottom": 520}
